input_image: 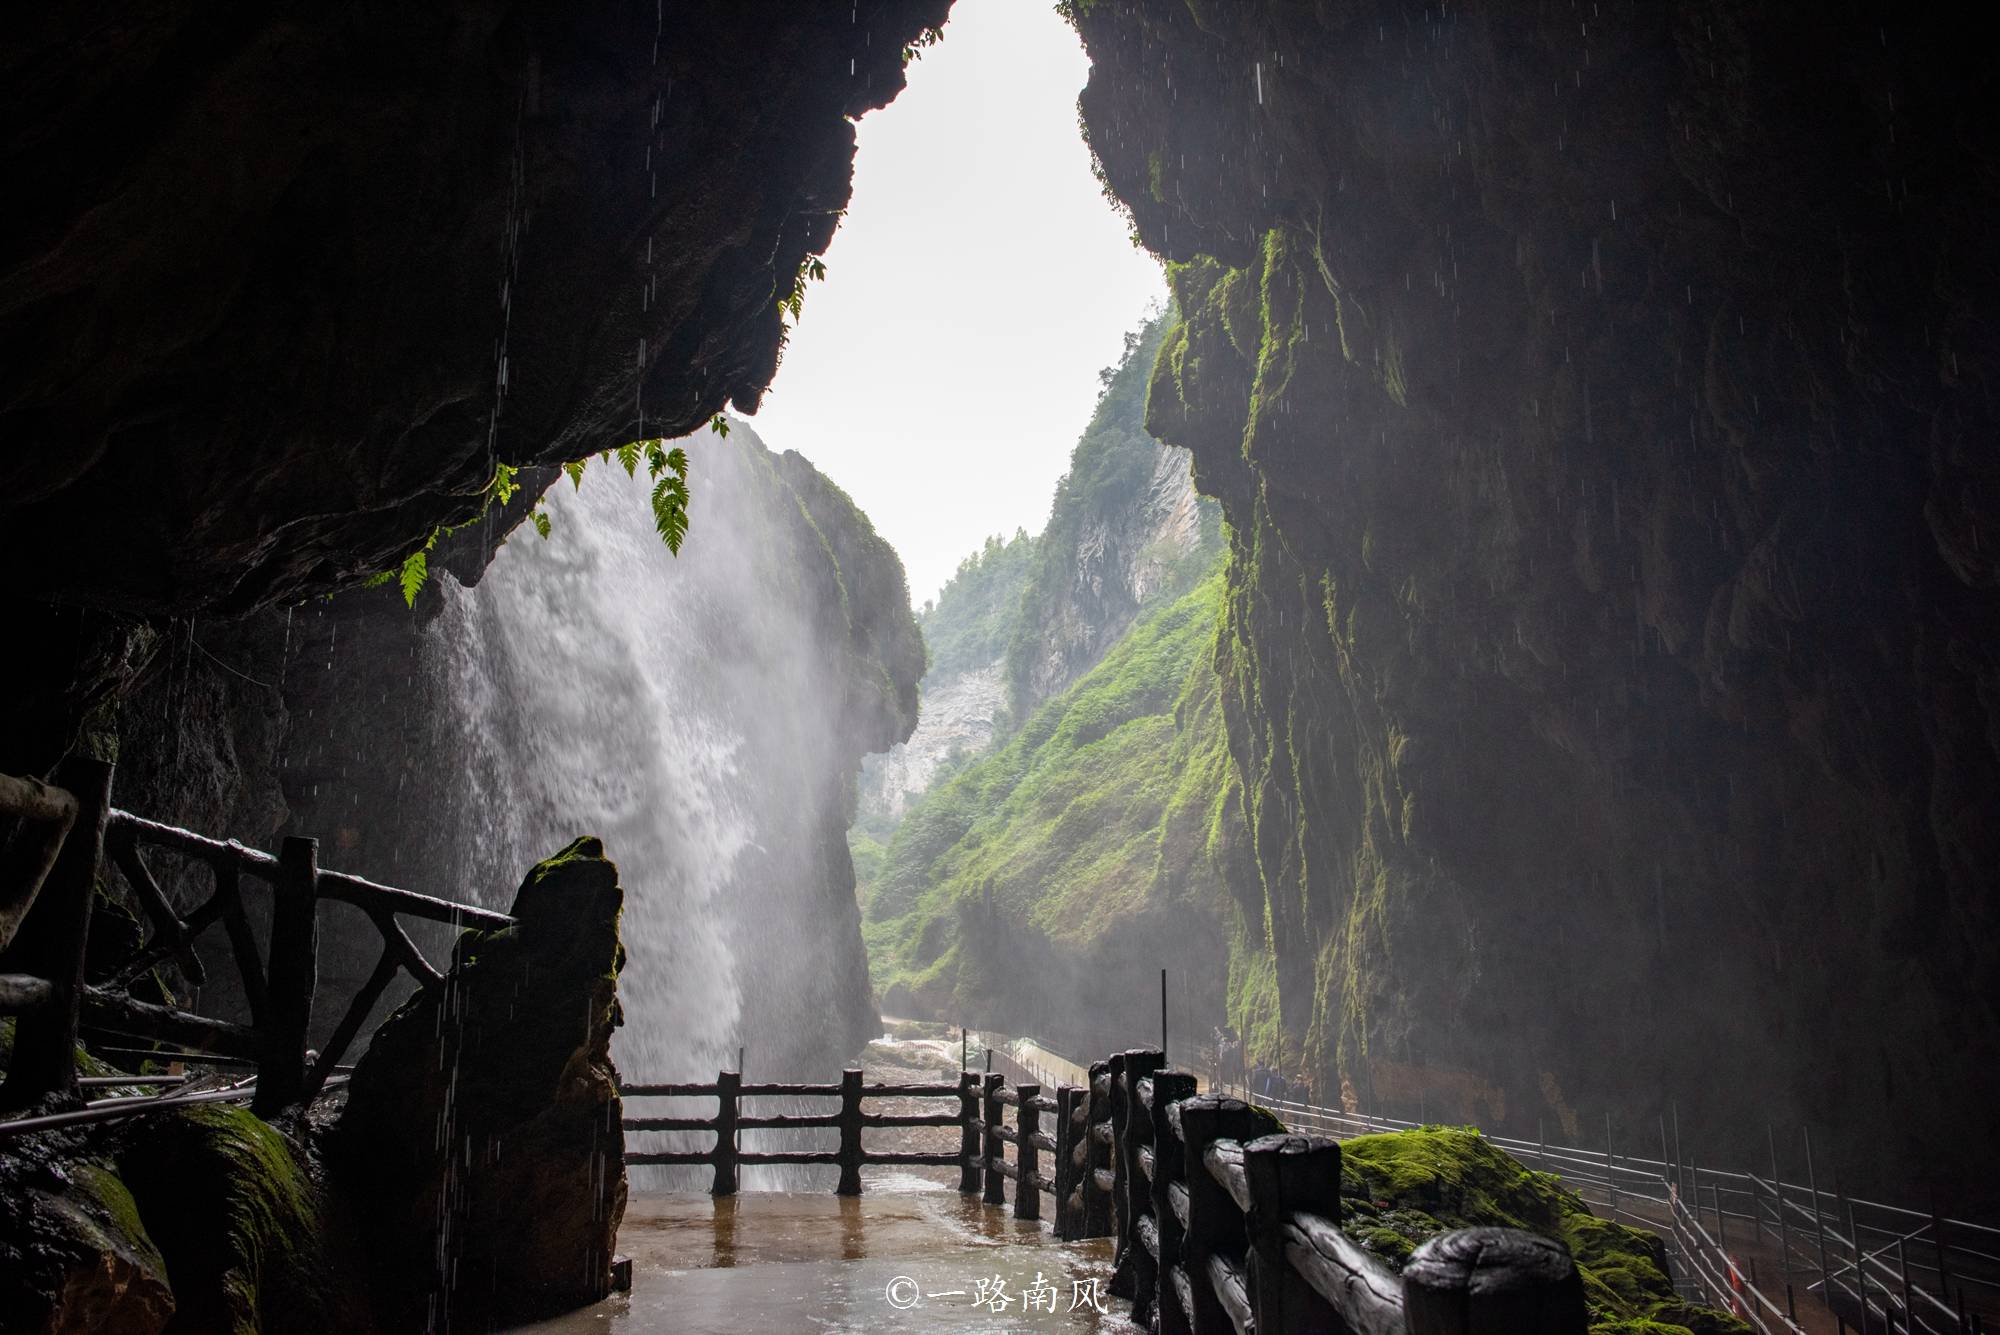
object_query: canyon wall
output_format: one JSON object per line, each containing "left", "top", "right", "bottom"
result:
{"left": 1068, "top": 0, "right": 2000, "bottom": 1199}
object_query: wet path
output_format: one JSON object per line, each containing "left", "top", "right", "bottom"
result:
{"left": 514, "top": 1172, "right": 1142, "bottom": 1334}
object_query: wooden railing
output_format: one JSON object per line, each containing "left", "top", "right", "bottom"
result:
{"left": 623, "top": 1070, "right": 971, "bottom": 1194}
{"left": 0, "top": 758, "right": 509, "bottom": 1124}
{"left": 1105, "top": 1050, "right": 1589, "bottom": 1335}
{"left": 621, "top": 1046, "right": 1586, "bottom": 1335}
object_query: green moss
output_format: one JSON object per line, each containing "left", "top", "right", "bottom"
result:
{"left": 1337, "top": 1129, "right": 1749, "bottom": 1335}
{"left": 118, "top": 1102, "right": 340, "bottom": 1335}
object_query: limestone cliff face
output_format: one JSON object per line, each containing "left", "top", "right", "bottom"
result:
{"left": 1, "top": 0, "right": 949, "bottom": 776}
{"left": 861, "top": 313, "right": 1221, "bottom": 828}
{"left": 861, "top": 661, "right": 1009, "bottom": 823}
{"left": 1070, "top": 1, "right": 2000, "bottom": 1197}
{"left": 1005, "top": 312, "right": 1219, "bottom": 720}
{"left": 1010, "top": 441, "right": 1212, "bottom": 716}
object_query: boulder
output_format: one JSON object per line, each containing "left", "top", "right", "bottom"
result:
{"left": 0, "top": 1146, "right": 175, "bottom": 1335}
{"left": 334, "top": 836, "right": 626, "bottom": 1329}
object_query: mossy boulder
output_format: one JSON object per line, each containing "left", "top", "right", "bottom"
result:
{"left": 334, "top": 836, "right": 626, "bottom": 1330}
{"left": 114, "top": 1103, "right": 361, "bottom": 1335}
{"left": 1336, "top": 1128, "right": 1749, "bottom": 1335}
{"left": 0, "top": 1145, "right": 175, "bottom": 1334}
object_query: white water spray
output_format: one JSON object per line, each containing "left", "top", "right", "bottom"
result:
{"left": 424, "top": 467, "right": 749, "bottom": 1084}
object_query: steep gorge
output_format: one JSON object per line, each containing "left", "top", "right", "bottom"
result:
{"left": 1065, "top": 0, "right": 2000, "bottom": 1198}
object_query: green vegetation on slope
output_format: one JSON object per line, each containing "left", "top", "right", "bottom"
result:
{"left": 919, "top": 528, "right": 1038, "bottom": 682}
{"left": 862, "top": 571, "right": 1258, "bottom": 1041}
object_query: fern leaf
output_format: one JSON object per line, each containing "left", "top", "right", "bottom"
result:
{"left": 531, "top": 510, "right": 552, "bottom": 539}
{"left": 664, "top": 445, "right": 688, "bottom": 475}
{"left": 363, "top": 569, "right": 395, "bottom": 589}
{"left": 398, "top": 550, "right": 428, "bottom": 607}
{"left": 650, "top": 476, "right": 689, "bottom": 554}
{"left": 616, "top": 439, "right": 643, "bottom": 477}
{"left": 710, "top": 414, "right": 730, "bottom": 438}
{"left": 646, "top": 441, "right": 667, "bottom": 478}
{"left": 563, "top": 459, "right": 587, "bottom": 490}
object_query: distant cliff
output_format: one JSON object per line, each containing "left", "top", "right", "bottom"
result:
{"left": 857, "top": 310, "right": 1221, "bottom": 840}
{"left": 855, "top": 313, "right": 1238, "bottom": 1043}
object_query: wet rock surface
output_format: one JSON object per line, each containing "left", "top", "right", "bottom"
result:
{"left": 0, "top": 1145, "right": 176, "bottom": 1335}
{"left": 0, "top": 0, "right": 948, "bottom": 778}
{"left": 1068, "top": 0, "right": 2000, "bottom": 1198}
{"left": 0, "top": 0, "right": 949, "bottom": 621}
{"left": 333, "top": 836, "right": 627, "bottom": 1330}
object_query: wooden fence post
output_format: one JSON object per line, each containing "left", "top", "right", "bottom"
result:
{"left": 1053, "top": 1084, "right": 1081, "bottom": 1239}
{"left": 958, "top": 1070, "right": 982, "bottom": 1194}
{"left": 713, "top": 1069, "right": 740, "bottom": 1196}
{"left": 255, "top": 835, "right": 319, "bottom": 1116}
{"left": 1016, "top": 1081, "right": 1042, "bottom": 1222}
{"left": 1244, "top": 1133, "right": 1343, "bottom": 1334}
{"left": 1150, "top": 1071, "right": 1200, "bottom": 1335}
{"left": 836, "top": 1067, "right": 864, "bottom": 1196}
{"left": 0, "top": 754, "right": 111, "bottom": 1111}
{"left": 1402, "top": 1226, "right": 1588, "bottom": 1335}
{"left": 983, "top": 1072, "right": 1006, "bottom": 1206}
{"left": 1179, "top": 1096, "right": 1285, "bottom": 1335}
{"left": 1085, "top": 1060, "right": 1114, "bottom": 1238}
{"left": 1109, "top": 1049, "right": 1166, "bottom": 1303}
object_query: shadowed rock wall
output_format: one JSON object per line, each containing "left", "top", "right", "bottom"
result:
{"left": 1, "top": 0, "right": 949, "bottom": 773}
{"left": 1070, "top": 0, "right": 2000, "bottom": 1201}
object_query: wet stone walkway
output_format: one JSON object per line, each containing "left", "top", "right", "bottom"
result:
{"left": 515, "top": 1173, "right": 1143, "bottom": 1334}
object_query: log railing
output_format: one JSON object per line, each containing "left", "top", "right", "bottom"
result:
{"left": 623, "top": 1069, "right": 971, "bottom": 1194}
{"left": 0, "top": 758, "right": 510, "bottom": 1124}
{"left": 621, "top": 1043, "right": 1588, "bottom": 1335}
{"left": 1113, "top": 1051, "right": 1590, "bottom": 1335}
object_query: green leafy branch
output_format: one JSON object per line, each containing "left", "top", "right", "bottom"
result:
{"left": 369, "top": 416, "right": 724, "bottom": 607}
{"left": 901, "top": 25, "right": 945, "bottom": 65}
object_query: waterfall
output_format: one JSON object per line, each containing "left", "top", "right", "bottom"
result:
{"left": 423, "top": 465, "right": 749, "bottom": 1086}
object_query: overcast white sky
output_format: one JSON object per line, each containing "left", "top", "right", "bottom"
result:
{"left": 746, "top": 0, "right": 1167, "bottom": 606}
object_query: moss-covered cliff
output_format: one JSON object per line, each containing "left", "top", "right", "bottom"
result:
{"left": 1067, "top": 0, "right": 2000, "bottom": 1197}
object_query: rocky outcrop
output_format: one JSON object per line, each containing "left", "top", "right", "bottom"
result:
{"left": 1338, "top": 1129, "right": 1746, "bottom": 1335}
{"left": 1005, "top": 312, "right": 1219, "bottom": 718}
{"left": 1068, "top": 2, "right": 2000, "bottom": 1199}
{"left": 1, "top": 0, "right": 949, "bottom": 777}
{"left": 0, "top": 1092, "right": 369, "bottom": 1335}
{"left": 860, "top": 661, "right": 1008, "bottom": 822}
{"left": 2, "top": 839, "right": 624, "bottom": 1333}
{"left": 334, "top": 836, "right": 626, "bottom": 1329}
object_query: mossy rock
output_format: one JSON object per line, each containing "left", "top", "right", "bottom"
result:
{"left": 1336, "top": 1128, "right": 1750, "bottom": 1335}
{"left": 115, "top": 1102, "right": 362, "bottom": 1335}
{"left": 0, "top": 1145, "right": 175, "bottom": 1334}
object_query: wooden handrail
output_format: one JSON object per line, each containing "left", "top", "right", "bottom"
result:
{"left": 0, "top": 766, "right": 519, "bottom": 1129}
